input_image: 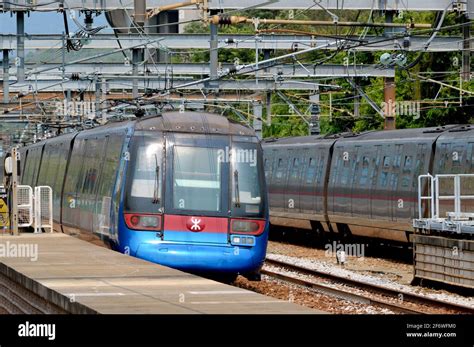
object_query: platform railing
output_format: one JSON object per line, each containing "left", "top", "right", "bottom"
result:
{"left": 0, "top": 184, "right": 53, "bottom": 233}
{"left": 417, "top": 174, "right": 435, "bottom": 220}
{"left": 418, "top": 174, "right": 474, "bottom": 220}
{"left": 34, "top": 186, "right": 53, "bottom": 233}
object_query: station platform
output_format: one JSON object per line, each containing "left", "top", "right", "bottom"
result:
{"left": 0, "top": 233, "right": 319, "bottom": 314}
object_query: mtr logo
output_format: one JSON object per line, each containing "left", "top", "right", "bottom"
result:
{"left": 186, "top": 217, "right": 205, "bottom": 232}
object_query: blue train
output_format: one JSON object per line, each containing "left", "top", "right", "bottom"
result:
{"left": 19, "top": 112, "right": 269, "bottom": 281}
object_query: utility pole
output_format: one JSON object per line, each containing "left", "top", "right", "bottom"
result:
{"left": 95, "top": 75, "right": 101, "bottom": 120}
{"left": 2, "top": 49, "right": 9, "bottom": 104}
{"left": 264, "top": 49, "right": 272, "bottom": 128}
{"left": 7, "top": 147, "right": 19, "bottom": 235}
{"left": 133, "top": 0, "right": 146, "bottom": 98}
{"left": 208, "top": 10, "right": 219, "bottom": 91}
{"left": 462, "top": 14, "right": 471, "bottom": 82}
{"left": 309, "top": 91, "right": 321, "bottom": 135}
{"left": 16, "top": 11, "right": 25, "bottom": 83}
{"left": 253, "top": 101, "right": 263, "bottom": 139}
{"left": 101, "top": 78, "right": 108, "bottom": 123}
{"left": 383, "top": 10, "right": 396, "bottom": 130}
{"left": 132, "top": 48, "right": 141, "bottom": 99}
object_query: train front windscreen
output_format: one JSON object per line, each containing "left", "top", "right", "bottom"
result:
{"left": 124, "top": 132, "right": 266, "bottom": 231}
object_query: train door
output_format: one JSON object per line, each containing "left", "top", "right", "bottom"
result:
{"left": 285, "top": 150, "right": 303, "bottom": 213}
{"left": 264, "top": 156, "right": 273, "bottom": 186}
{"left": 300, "top": 154, "right": 317, "bottom": 214}
{"left": 314, "top": 149, "right": 325, "bottom": 214}
{"left": 369, "top": 146, "right": 382, "bottom": 219}
{"left": 349, "top": 146, "right": 361, "bottom": 217}
{"left": 390, "top": 144, "right": 403, "bottom": 222}
{"left": 94, "top": 132, "right": 126, "bottom": 240}
{"left": 352, "top": 147, "right": 371, "bottom": 218}
{"left": 464, "top": 142, "right": 474, "bottom": 214}
{"left": 337, "top": 145, "right": 352, "bottom": 216}
{"left": 272, "top": 152, "right": 288, "bottom": 213}
{"left": 397, "top": 143, "right": 416, "bottom": 222}
{"left": 296, "top": 149, "right": 308, "bottom": 213}
{"left": 328, "top": 147, "right": 342, "bottom": 216}
{"left": 414, "top": 143, "right": 430, "bottom": 218}
{"left": 372, "top": 146, "right": 392, "bottom": 220}
{"left": 78, "top": 137, "right": 107, "bottom": 233}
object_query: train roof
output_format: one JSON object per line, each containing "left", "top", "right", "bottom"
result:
{"left": 262, "top": 133, "right": 341, "bottom": 146}
{"left": 18, "top": 111, "right": 256, "bottom": 150}
{"left": 135, "top": 111, "right": 255, "bottom": 136}
{"left": 263, "top": 125, "right": 466, "bottom": 146}
{"left": 436, "top": 124, "right": 474, "bottom": 140}
{"left": 339, "top": 125, "right": 461, "bottom": 142}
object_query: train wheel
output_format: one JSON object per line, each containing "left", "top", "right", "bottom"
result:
{"left": 214, "top": 274, "right": 238, "bottom": 284}
{"left": 244, "top": 271, "right": 261, "bottom": 281}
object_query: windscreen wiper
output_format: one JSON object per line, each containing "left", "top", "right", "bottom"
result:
{"left": 152, "top": 154, "right": 160, "bottom": 204}
{"left": 234, "top": 169, "right": 241, "bottom": 208}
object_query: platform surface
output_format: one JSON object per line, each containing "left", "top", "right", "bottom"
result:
{"left": 0, "top": 233, "right": 320, "bottom": 314}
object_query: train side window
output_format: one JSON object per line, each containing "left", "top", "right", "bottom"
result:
{"left": 30, "top": 148, "right": 42, "bottom": 187}
{"left": 359, "top": 156, "right": 369, "bottom": 186}
{"left": 379, "top": 172, "right": 389, "bottom": 187}
{"left": 390, "top": 173, "right": 398, "bottom": 189}
{"left": 393, "top": 145, "right": 403, "bottom": 168}
{"left": 438, "top": 143, "right": 449, "bottom": 169}
{"left": 263, "top": 158, "right": 269, "bottom": 177}
{"left": 403, "top": 155, "right": 412, "bottom": 172}
{"left": 413, "top": 143, "right": 427, "bottom": 188}
{"left": 81, "top": 141, "right": 97, "bottom": 194}
{"left": 468, "top": 143, "right": 474, "bottom": 169}
{"left": 290, "top": 158, "right": 300, "bottom": 181}
{"left": 331, "top": 155, "right": 341, "bottom": 184}
{"left": 340, "top": 150, "right": 351, "bottom": 186}
{"left": 351, "top": 150, "right": 360, "bottom": 185}
{"left": 452, "top": 145, "right": 464, "bottom": 167}
{"left": 305, "top": 158, "right": 317, "bottom": 184}
{"left": 393, "top": 154, "right": 401, "bottom": 168}
{"left": 316, "top": 155, "right": 325, "bottom": 184}
{"left": 341, "top": 165, "right": 350, "bottom": 186}
{"left": 383, "top": 156, "right": 391, "bottom": 167}
{"left": 370, "top": 147, "right": 382, "bottom": 186}
{"left": 401, "top": 176, "right": 410, "bottom": 188}
{"left": 37, "top": 148, "right": 51, "bottom": 186}
{"left": 275, "top": 158, "right": 285, "bottom": 180}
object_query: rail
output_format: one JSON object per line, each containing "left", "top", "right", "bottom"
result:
{"left": 265, "top": 257, "right": 474, "bottom": 314}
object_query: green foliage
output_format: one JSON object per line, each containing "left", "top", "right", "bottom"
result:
{"left": 178, "top": 10, "right": 473, "bottom": 138}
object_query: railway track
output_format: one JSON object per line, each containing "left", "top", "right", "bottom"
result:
{"left": 264, "top": 258, "right": 474, "bottom": 314}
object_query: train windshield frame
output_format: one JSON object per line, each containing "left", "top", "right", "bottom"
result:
{"left": 230, "top": 139, "right": 266, "bottom": 218}
{"left": 165, "top": 133, "right": 230, "bottom": 217}
{"left": 124, "top": 131, "right": 164, "bottom": 213}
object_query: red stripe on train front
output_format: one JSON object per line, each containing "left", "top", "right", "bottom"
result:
{"left": 164, "top": 215, "right": 228, "bottom": 234}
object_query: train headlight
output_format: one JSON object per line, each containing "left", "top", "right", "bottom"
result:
{"left": 231, "top": 235, "right": 256, "bottom": 247}
{"left": 231, "top": 219, "right": 265, "bottom": 235}
{"left": 130, "top": 215, "right": 140, "bottom": 227}
{"left": 125, "top": 213, "right": 162, "bottom": 231}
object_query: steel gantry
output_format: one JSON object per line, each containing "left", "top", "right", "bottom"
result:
{"left": 0, "top": 0, "right": 461, "bottom": 11}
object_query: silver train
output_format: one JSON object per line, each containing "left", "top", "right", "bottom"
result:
{"left": 263, "top": 125, "right": 474, "bottom": 243}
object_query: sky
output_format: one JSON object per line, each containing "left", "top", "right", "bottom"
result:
{"left": 0, "top": 11, "right": 109, "bottom": 34}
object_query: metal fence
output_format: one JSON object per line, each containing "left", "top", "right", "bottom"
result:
{"left": 34, "top": 186, "right": 53, "bottom": 233}
{"left": 0, "top": 184, "right": 53, "bottom": 233}
{"left": 417, "top": 174, "right": 474, "bottom": 220}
